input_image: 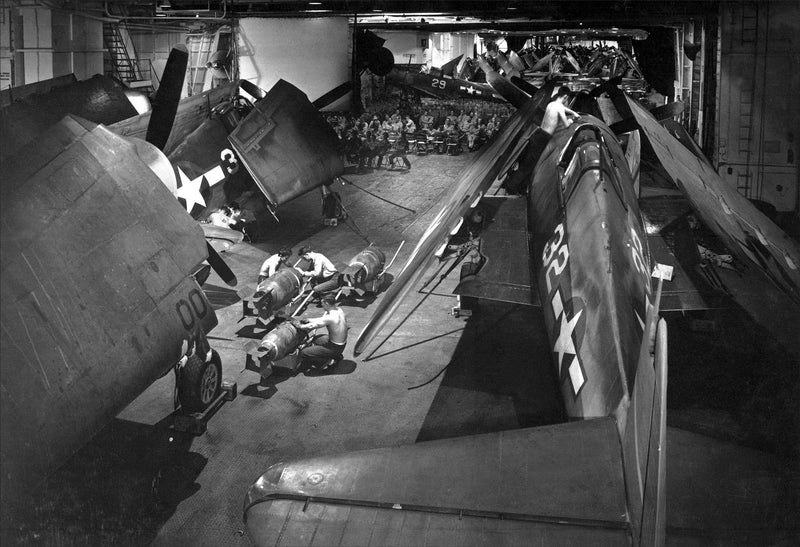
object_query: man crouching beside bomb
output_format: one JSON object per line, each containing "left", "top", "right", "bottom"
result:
{"left": 297, "top": 294, "right": 347, "bottom": 371}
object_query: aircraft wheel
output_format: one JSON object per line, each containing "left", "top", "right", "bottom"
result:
{"left": 178, "top": 350, "right": 222, "bottom": 412}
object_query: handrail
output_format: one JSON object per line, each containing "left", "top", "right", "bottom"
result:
{"left": 104, "top": 0, "right": 228, "bottom": 21}
{"left": 130, "top": 59, "right": 160, "bottom": 88}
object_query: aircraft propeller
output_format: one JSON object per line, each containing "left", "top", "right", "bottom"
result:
{"left": 139, "top": 44, "right": 238, "bottom": 287}
{"left": 311, "top": 81, "right": 352, "bottom": 110}
{"left": 145, "top": 44, "right": 189, "bottom": 151}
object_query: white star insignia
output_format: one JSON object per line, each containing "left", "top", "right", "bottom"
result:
{"left": 551, "top": 290, "right": 585, "bottom": 395}
{"left": 175, "top": 165, "right": 227, "bottom": 214}
{"left": 176, "top": 167, "right": 207, "bottom": 213}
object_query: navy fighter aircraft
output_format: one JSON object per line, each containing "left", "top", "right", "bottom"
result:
{"left": 386, "top": 56, "right": 504, "bottom": 102}
{"left": 111, "top": 78, "right": 348, "bottom": 224}
{"left": 242, "top": 66, "right": 800, "bottom": 544}
{"left": 0, "top": 45, "right": 233, "bottom": 507}
{"left": 0, "top": 45, "right": 349, "bottom": 511}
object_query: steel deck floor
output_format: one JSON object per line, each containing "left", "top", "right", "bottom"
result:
{"left": 3, "top": 151, "right": 799, "bottom": 546}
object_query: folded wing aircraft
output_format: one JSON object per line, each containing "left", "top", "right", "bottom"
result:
{"left": 114, "top": 78, "right": 348, "bottom": 227}
{"left": 243, "top": 78, "right": 670, "bottom": 545}
{"left": 386, "top": 56, "right": 504, "bottom": 102}
{"left": 1, "top": 44, "right": 366, "bottom": 510}
{"left": 243, "top": 59, "right": 800, "bottom": 544}
{"left": 0, "top": 46, "right": 231, "bottom": 507}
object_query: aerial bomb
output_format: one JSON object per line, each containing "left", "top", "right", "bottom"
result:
{"left": 343, "top": 246, "right": 386, "bottom": 293}
{"left": 252, "top": 267, "right": 303, "bottom": 320}
{"left": 257, "top": 320, "right": 306, "bottom": 361}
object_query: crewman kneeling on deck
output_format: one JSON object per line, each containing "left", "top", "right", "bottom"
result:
{"left": 298, "top": 246, "right": 338, "bottom": 288}
{"left": 298, "top": 294, "right": 347, "bottom": 370}
{"left": 258, "top": 247, "right": 292, "bottom": 283}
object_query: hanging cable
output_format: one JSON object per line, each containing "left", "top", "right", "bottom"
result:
{"left": 340, "top": 176, "right": 416, "bottom": 214}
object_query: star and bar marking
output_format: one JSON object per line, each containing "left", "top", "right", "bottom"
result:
{"left": 551, "top": 288, "right": 585, "bottom": 396}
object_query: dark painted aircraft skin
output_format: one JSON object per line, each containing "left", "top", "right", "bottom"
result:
{"left": 0, "top": 74, "right": 143, "bottom": 161}
{"left": 1, "top": 116, "right": 218, "bottom": 505}
{"left": 0, "top": 48, "right": 234, "bottom": 504}
{"left": 528, "top": 119, "right": 652, "bottom": 420}
{"left": 142, "top": 80, "right": 345, "bottom": 221}
{"left": 244, "top": 82, "right": 668, "bottom": 544}
{"left": 242, "top": 59, "right": 800, "bottom": 545}
{"left": 386, "top": 67, "right": 502, "bottom": 102}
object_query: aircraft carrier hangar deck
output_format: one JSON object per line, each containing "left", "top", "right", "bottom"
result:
{"left": 3, "top": 149, "right": 799, "bottom": 546}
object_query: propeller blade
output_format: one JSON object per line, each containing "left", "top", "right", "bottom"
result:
{"left": 206, "top": 241, "right": 237, "bottom": 286}
{"left": 145, "top": 45, "right": 188, "bottom": 150}
{"left": 240, "top": 79, "right": 267, "bottom": 101}
{"left": 312, "top": 82, "right": 352, "bottom": 110}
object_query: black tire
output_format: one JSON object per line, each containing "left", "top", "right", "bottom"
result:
{"left": 178, "top": 350, "right": 222, "bottom": 412}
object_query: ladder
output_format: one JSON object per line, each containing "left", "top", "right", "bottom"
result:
{"left": 187, "top": 32, "right": 215, "bottom": 95}
{"left": 103, "top": 23, "right": 139, "bottom": 83}
{"left": 102, "top": 2, "right": 153, "bottom": 94}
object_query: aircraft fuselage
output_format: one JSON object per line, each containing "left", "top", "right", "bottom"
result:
{"left": 386, "top": 68, "right": 501, "bottom": 102}
{"left": 527, "top": 119, "right": 652, "bottom": 420}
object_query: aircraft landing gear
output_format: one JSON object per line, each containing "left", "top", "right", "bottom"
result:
{"left": 177, "top": 349, "right": 222, "bottom": 412}
{"left": 173, "top": 349, "right": 237, "bottom": 435}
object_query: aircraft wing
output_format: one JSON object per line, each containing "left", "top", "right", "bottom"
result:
{"left": 228, "top": 80, "right": 344, "bottom": 211}
{"left": 1, "top": 74, "right": 141, "bottom": 161}
{"left": 201, "top": 223, "right": 245, "bottom": 253}
{"left": 626, "top": 96, "right": 800, "bottom": 303}
{"left": 109, "top": 81, "right": 239, "bottom": 156}
{"left": 1, "top": 115, "right": 214, "bottom": 501}
{"left": 354, "top": 88, "right": 552, "bottom": 355}
{"left": 244, "top": 418, "right": 631, "bottom": 545}
{"left": 454, "top": 196, "right": 539, "bottom": 307}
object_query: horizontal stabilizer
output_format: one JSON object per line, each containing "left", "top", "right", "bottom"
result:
{"left": 244, "top": 418, "right": 631, "bottom": 546}
{"left": 455, "top": 196, "right": 538, "bottom": 306}
{"left": 201, "top": 223, "right": 245, "bottom": 253}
